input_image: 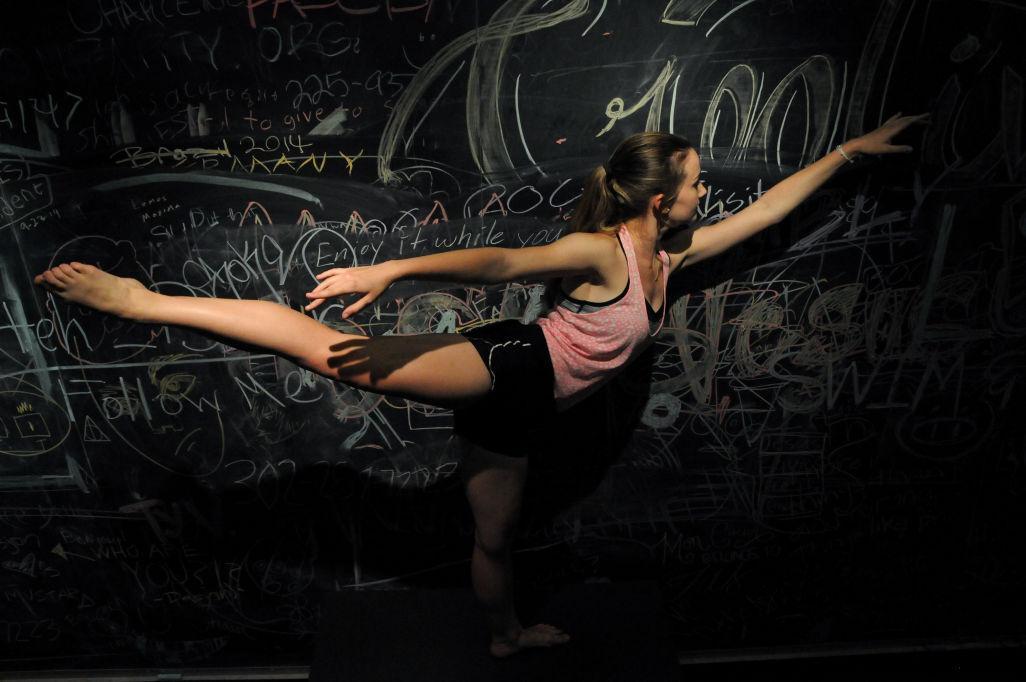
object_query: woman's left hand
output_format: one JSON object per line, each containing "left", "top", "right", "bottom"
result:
{"left": 847, "top": 112, "right": 931, "bottom": 156}
{"left": 304, "top": 262, "right": 394, "bottom": 317}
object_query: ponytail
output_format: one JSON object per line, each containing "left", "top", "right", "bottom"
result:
{"left": 569, "top": 164, "right": 624, "bottom": 236}
{"left": 570, "top": 132, "right": 693, "bottom": 234}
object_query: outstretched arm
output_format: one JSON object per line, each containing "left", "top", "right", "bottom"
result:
{"left": 671, "top": 112, "right": 930, "bottom": 271}
{"left": 304, "top": 232, "right": 610, "bottom": 318}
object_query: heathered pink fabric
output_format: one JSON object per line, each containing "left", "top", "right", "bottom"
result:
{"left": 536, "top": 224, "right": 669, "bottom": 411}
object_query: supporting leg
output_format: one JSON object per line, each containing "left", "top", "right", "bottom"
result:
{"left": 35, "top": 262, "right": 492, "bottom": 406}
{"left": 460, "top": 441, "right": 570, "bottom": 658}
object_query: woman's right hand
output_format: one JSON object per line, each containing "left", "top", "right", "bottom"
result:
{"left": 304, "top": 263, "right": 395, "bottom": 317}
{"left": 847, "top": 112, "right": 930, "bottom": 156}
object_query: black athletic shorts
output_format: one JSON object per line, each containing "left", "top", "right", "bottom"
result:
{"left": 453, "top": 319, "right": 557, "bottom": 458}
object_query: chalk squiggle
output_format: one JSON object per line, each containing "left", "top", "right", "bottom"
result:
{"left": 377, "top": 0, "right": 590, "bottom": 184}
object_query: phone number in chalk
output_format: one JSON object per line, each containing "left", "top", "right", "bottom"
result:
{"left": 285, "top": 69, "right": 407, "bottom": 110}
{"left": 10, "top": 208, "right": 62, "bottom": 231}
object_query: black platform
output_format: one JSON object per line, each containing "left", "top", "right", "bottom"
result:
{"left": 310, "top": 580, "right": 679, "bottom": 681}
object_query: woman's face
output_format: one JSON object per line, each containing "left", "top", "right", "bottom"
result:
{"left": 658, "top": 149, "right": 706, "bottom": 232}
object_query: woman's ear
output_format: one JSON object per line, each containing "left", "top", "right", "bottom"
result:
{"left": 650, "top": 193, "right": 672, "bottom": 220}
{"left": 649, "top": 193, "right": 665, "bottom": 213}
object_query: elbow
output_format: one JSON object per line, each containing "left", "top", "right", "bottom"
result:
{"left": 753, "top": 198, "right": 787, "bottom": 226}
{"left": 491, "top": 249, "right": 516, "bottom": 283}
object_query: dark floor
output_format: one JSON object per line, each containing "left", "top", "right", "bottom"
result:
{"left": 306, "top": 583, "right": 1026, "bottom": 681}
{"left": 240, "top": 648, "right": 1025, "bottom": 680}
{"left": 681, "top": 647, "right": 1026, "bottom": 680}
{"left": 3, "top": 648, "right": 1023, "bottom": 680}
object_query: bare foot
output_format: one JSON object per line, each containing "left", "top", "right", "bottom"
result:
{"left": 490, "top": 623, "right": 570, "bottom": 658}
{"left": 34, "top": 262, "right": 151, "bottom": 320}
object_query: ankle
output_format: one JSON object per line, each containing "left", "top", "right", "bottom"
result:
{"left": 125, "top": 287, "right": 164, "bottom": 323}
{"left": 490, "top": 623, "right": 523, "bottom": 644}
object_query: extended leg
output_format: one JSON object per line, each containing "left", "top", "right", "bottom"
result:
{"left": 460, "top": 441, "right": 570, "bottom": 658}
{"left": 35, "top": 262, "right": 491, "bottom": 406}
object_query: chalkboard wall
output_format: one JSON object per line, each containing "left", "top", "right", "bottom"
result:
{"left": 2, "top": 0, "right": 1024, "bottom": 672}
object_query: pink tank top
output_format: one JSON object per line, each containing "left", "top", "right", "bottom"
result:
{"left": 536, "top": 224, "right": 670, "bottom": 411}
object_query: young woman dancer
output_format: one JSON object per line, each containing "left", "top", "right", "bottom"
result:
{"left": 34, "top": 113, "right": 926, "bottom": 658}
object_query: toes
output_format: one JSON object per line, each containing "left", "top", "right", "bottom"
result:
{"left": 58, "top": 263, "right": 76, "bottom": 276}
{"left": 41, "top": 271, "right": 65, "bottom": 290}
{"left": 524, "top": 624, "right": 569, "bottom": 646}
{"left": 70, "top": 261, "right": 94, "bottom": 273}
{"left": 49, "top": 268, "right": 71, "bottom": 284}
{"left": 544, "top": 625, "right": 569, "bottom": 643}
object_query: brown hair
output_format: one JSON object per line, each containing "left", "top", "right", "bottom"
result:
{"left": 571, "top": 132, "right": 694, "bottom": 234}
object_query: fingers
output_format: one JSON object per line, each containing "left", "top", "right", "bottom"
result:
{"left": 303, "top": 278, "right": 350, "bottom": 314}
{"left": 307, "top": 276, "right": 331, "bottom": 294}
{"left": 889, "top": 112, "right": 931, "bottom": 127}
{"left": 307, "top": 265, "right": 386, "bottom": 317}
{"left": 860, "top": 112, "right": 930, "bottom": 155}
{"left": 303, "top": 287, "right": 376, "bottom": 317}
{"left": 315, "top": 267, "right": 346, "bottom": 280}
{"left": 304, "top": 293, "right": 372, "bottom": 318}
{"left": 875, "top": 143, "right": 916, "bottom": 155}
{"left": 303, "top": 280, "right": 351, "bottom": 310}
{"left": 306, "top": 267, "right": 383, "bottom": 317}
{"left": 342, "top": 294, "right": 374, "bottom": 319}
{"left": 898, "top": 113, "right": 930, "bottom": 126}
{"left": 306, "top": 275, "right": 350, "bottom": 299}
{"left": 883, "top": 111, "right": 930, "bottom": 126}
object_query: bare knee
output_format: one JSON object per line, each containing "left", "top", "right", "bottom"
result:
{"left": 464, "top": 452, "right": 528, "bottom": 558}
{"left": 474, "top": 523, "right": 517, "bottom": 558}
{"left": 295, "top": 333, "right": 377, "bottom": 386}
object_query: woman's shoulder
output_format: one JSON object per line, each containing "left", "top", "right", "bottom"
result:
{"left": 554, "top": 229, "right": 626, "bottom": 286}
{"left": 557, "top": 229, "right": 622, "bottom": 259}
